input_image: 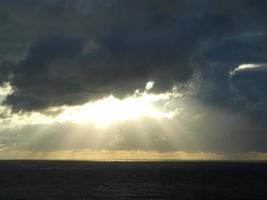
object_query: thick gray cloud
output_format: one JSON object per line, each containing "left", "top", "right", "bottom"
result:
{"left": 0, "top": 0, "right": 243, "bottom": 111}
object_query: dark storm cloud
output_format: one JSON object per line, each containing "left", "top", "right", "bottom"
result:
{"left": 199, "top": 33, "right": 267, "bottom": 118}
{"left": 230, "top": 66, "right": 267, "bottom": 123}
{"left": 0, "top": 0, "right": 266, "bottom": 127}
{"left": 232, "top": 68, "right": 267, "bottom": 102}
{"left": 203, "top": 34, "right": 267, "bottom": 64}
{"left": 0, "top": 0, "right": 239, "bottom": 111}
{"left": 5, "top": 35, "right": 86, "bottom": 110}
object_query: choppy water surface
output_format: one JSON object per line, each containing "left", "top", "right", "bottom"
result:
{"left": 0, "top": 161, "right": 267, "bottom": 200}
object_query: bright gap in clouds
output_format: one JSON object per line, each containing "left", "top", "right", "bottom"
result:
{"left": 0, "top": 81, "right": 179, "bottom": 128}
{"left": 57, "top": 90, "right": 177, "bottom": 128}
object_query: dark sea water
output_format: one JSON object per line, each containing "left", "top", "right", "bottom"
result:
{"left": 0, "top": 161, "right": 267, "bottom": 200}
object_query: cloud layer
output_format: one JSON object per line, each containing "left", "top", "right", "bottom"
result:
{"left": 0, "top": 0, "right": 255, "bottom": 110}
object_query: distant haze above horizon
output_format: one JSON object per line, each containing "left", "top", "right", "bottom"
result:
{"left": 0, "top": 0, "right": 267, "bottom": 160}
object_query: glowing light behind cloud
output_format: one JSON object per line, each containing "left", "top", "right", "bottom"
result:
{"left": 230, "top": 63, "right": 267, "bottom": 76}
{"left": 145, "top": 81, "right": 154, "bottom": 90}
{"left": 56, "top": 92, "right": 178, "bottom": 128}
{"left": 0, "top": 82, "right": 179, "bottom": 129}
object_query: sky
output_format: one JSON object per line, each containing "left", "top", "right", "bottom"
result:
{"left": 0, "top": 0, "right": 267, "bottom": 160}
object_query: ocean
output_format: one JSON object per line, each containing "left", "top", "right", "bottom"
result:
{"left": 0, "top": 161, "right": 266, "bottom": 200}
